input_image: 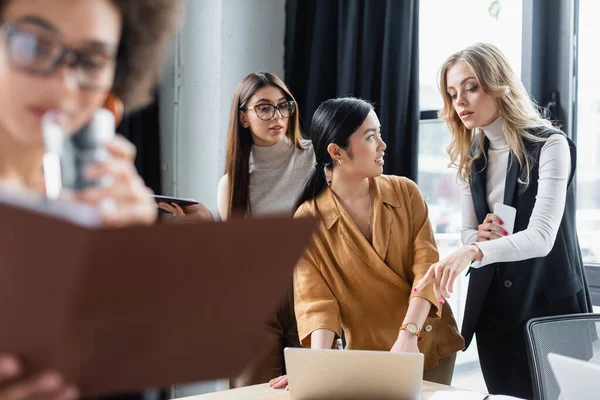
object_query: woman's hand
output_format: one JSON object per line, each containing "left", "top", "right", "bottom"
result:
{"left": 390, "top": 330, "right": 419, "bottom": 353}
{"left": 476, "top": 213, "right": 506, "bottom": 241}
{"left": 158, "top": 202, "right": 214, "bottom": 222}
{"left": 414, "top": 244, "right": 482, "bottom": 303}
{"left": 269, "top": 375, "right": 289, "bottom": 390}
{"left": 76, "top": 135, "right": 157, "bottom": 227}
{"left": 0, "top": 355, "right": 79, "bottom": 400}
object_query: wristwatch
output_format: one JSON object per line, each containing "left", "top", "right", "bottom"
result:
{"left": 400, "top": 322, "right": 421, "bottom": 336}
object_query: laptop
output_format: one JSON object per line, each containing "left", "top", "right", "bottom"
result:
{"left": 548, "top": 353, "right": 600, "bottom": 400}
{"left": 284, "top": 348, "right": 424, "bottom": 400}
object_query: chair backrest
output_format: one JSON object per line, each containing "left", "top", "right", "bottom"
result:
{"left": 525, "top": 313, "right": 600, "bottom": 400}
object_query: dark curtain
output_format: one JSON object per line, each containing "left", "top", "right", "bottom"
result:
{"left": 284, "top": 0, "right": 420, "bottom": 179}
{"left": 117, "top": 93, "right": 162, "bottom": 194}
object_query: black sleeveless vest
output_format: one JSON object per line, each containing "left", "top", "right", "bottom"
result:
{"left": 461, "top": 128, "right": 592, "bottom": 348}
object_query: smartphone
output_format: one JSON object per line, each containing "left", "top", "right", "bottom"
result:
{"left": 493, "top": 203, "right": 517, "bottom": 235}
{"left": 43, "top": 109, "right": 115, "bottom": 197}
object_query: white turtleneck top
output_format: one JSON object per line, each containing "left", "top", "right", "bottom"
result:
{"left": 461, "top": 116, "right": 572, "bottom": 268}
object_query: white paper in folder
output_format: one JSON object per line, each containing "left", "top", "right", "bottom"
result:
{"left": 429, "top": 391, "right": 524, "bottom": 399}
{"left": 0, "top": 183, "right": 101, "bottom": 226}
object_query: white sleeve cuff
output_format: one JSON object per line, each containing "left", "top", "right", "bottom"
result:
{"left": 472, "top": 240, "right": 499, "bottom": 267}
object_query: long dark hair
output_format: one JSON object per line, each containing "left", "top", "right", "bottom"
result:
{"left": 225, "top": 72, "right": 302, "bottom": 217}
{"left": 294, "top": 97, "right": 373, "bottom": 210}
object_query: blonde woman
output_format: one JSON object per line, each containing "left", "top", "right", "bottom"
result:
{"left": 415, "top": 43, "right": 592, "bottom": 398}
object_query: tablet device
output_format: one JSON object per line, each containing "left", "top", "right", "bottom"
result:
{"left": 152, "top": 195, "right": 199, "bottom": 207}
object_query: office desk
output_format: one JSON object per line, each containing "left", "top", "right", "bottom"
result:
{"left": 176, "top": 381, "right": 485, "bottom": 399}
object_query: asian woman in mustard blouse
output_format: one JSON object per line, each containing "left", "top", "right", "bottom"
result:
{"left": 270, "top": 97, "right": 464, "bottom": 390}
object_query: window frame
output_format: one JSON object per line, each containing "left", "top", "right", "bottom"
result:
{"left": 572, "top": 0, "right": 600, "bottom": 299}
{"left": 419, "top": 110, "right": 438, "bottom": 121}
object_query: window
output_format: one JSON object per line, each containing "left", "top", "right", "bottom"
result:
{"left": 575, "top": 1, "right": 600, "bottom": 265}
{"left": 419, "top": 0, "right": 524, "bottom": 392}
{"left": 419, "top": 0, "right": 523, "bottom": 111}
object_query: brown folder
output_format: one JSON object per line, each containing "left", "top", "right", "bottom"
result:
{"left": 0, "top": 202, "right": 316, "bottom": 397}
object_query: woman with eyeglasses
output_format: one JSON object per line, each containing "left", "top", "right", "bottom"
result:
{"left": 0, "top": 0, "right": 181, "bottom": 399}
{"left": 167, "top": 72, "right": 314, "bottom": 221}
{"left": 218, "top": 72, "right": 314, "bottom": 387}
{"left": 219, "top": 72, "right": 314, "bottom": 219}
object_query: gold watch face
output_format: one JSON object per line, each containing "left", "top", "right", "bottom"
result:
{"left": 406, "top": 323, "right": 419, "bottom": 334}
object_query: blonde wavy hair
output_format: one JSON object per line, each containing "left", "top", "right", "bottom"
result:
{"left": 439, "top": 43, "right": 557, "bottom": 187}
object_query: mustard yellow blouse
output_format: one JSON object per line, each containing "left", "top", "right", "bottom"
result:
{"left": 293, "top": 175, "right": 464, "bottom": 369}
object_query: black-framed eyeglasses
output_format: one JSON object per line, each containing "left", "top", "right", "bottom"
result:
{"left": 1, "top": 22, "right": 117, "bottom": 90}
{"left": 243, "top": 100, "right": 296, "bottom": 121}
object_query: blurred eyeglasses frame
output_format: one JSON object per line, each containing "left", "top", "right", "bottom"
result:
{"left": 0, "top": 22, "right": 117, "bottom": 90}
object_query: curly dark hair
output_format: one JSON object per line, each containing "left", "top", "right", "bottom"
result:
{"left": 0, "top": 0, "right": 184, "bottom": 111}
{"left": 110, "top": 0, "right": 183, "bottom": 111}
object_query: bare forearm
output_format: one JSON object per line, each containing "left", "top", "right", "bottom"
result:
{"left": 391, "top": 297, "right": 432, "bottom": 352}
{"left": 310, "top": 329, "right": 336, "bottom": 349}
{"left": 402, "top": 297, "right": 432, "bottom": 329}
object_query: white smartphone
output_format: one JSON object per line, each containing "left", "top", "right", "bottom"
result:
{"left": 493, "top": 203, "right": 517, "bottom": 236}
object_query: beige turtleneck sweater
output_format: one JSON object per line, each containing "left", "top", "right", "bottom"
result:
{"left": 248, "top": 136, "right": 315, "bottom": 216}
{"left": 460, "top": 116, "right": 571, "bottom": 267}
